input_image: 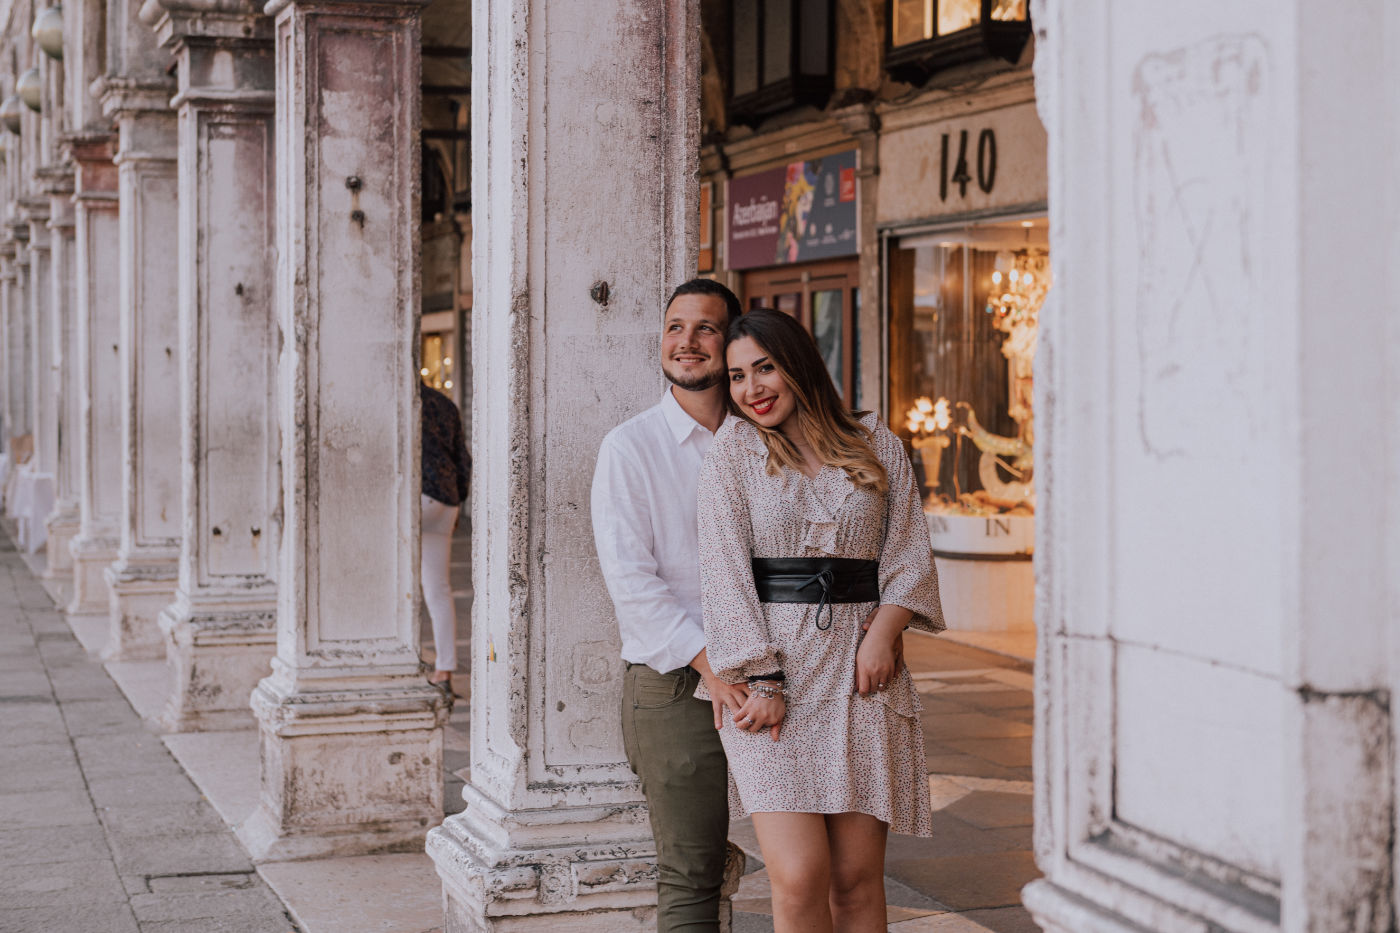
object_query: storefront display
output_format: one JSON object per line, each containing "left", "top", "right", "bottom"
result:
{"left": 888, "top": 216, "right": 1047, "bottom": 633}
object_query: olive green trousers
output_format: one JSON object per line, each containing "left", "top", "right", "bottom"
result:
{"left": 621, "top": 663, "right": 731, "bottom": 933}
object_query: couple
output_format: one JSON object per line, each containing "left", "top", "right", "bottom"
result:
{"left": 591, "top": 279, "right": 944, "bottom": 933}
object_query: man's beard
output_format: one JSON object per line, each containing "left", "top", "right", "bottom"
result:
{"left": 663, "top": 361, "right": 725, "bottom": 392}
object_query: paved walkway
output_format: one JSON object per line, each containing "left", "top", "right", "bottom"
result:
{"left": 3, "top": 510, "right": 1039, "bottom": 933}
{"left": 0, "top": 530, "right": 297, "bottom": 933}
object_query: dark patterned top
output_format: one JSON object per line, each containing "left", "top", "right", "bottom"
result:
{"left": 422, "top": 382, "right": 470, "bottom": 507}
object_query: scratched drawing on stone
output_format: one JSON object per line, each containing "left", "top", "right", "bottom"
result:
{"left": 1133, "top": 36, "right": 1269, "bottom": 459}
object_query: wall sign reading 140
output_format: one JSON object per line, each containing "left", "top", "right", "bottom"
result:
{"left": 940, "top": 128, "right": 997, "bottom": 201}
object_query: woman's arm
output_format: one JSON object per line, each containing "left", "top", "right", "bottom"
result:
{"left": 872, "top": 420, "right": 946, "bottom": 634}
{"left": 697, "top": 444, "right": 782, "bottom": 684}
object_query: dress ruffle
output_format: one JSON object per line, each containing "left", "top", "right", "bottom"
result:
{"left": 732, "top": 420, "right": 860, "bottom": 558}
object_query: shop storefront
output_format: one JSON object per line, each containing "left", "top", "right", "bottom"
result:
{"left": 882, "top": 95, "right": 1045, "bottom": 641}
{"left": 706, "top": 73, "right": 1047, "bottom": 645}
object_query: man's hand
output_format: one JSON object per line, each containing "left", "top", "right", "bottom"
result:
{"left": 690, "top": 647, "right": 749, "bottom": 729}
{"left": 708, "top": 679, "right": 750, "bottom": 729}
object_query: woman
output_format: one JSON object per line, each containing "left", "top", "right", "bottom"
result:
{"left": 696, "top": 309, "right": 943, "bottom": 933}
{"left": 421, "top": 379, "right": 471, "bottom": 700}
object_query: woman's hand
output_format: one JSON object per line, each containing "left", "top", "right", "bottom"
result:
{"left": 732, "top": 692, "right": 786, "bottom": 741}
{"left": 856, "top": 607, "right": 912, "bottom": 697}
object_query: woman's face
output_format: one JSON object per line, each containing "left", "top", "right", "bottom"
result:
{"left": 727, "top": 336, "right": 798, "bottom": 434}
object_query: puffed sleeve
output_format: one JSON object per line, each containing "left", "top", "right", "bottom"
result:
{"left": 870, "top": 418, "right": 946, "bottom": 633}
{"left": 697, "top": 437, "right": 782, "bottom": 683}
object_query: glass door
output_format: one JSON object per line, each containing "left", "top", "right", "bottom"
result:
{"left": 741, "top": 258, "right": 860, "bottom": 404}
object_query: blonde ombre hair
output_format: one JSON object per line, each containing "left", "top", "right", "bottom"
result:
{"left": 726, "top": 309, "right": 888, "bottom": 495}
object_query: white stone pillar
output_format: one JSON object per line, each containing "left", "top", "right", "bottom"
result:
{"left": 41, "top": 167, "right": 80, "bottom": 577}
{"left": 66, "top": 134, "right": 123, "bottom": 618}
{"left": 0, "top": 242, "right": 25, "bottom": 455}
{"left": 1023, "top": 2, "right": 1396, "bottom": 931}
{"left": 236, "top": 0, "right": 448, "bottom": 861}
{"left": 98, "top": 83, "right": 182, "bottom": 660}
{"left": 23, "top": 202, "right": 57, "bottom": 549}
{"left": 146, "top": 0, "right": 279, "bottom": 731}
{"left": 0, "top": 245, "right": 12, "bottom": 454}
{"left": 425, "top": 1, "right": 700, "bottom": 929}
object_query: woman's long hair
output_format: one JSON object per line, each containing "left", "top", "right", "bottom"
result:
{"left": 726, "top": 309, "right": 888, "bottom": 494}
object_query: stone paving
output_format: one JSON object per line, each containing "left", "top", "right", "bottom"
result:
{"left": 5, "top": 507, "right": 1039, "bottom": 933}
{"left": 0, "top": 529, "right": 297, "bottom": 933}
{"left": 431, "top": 519, "right": 1042, "bottom": 933}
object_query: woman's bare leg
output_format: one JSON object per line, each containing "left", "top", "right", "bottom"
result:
{"left": 751, "top": 812, "right": 834, "bottom": 933}
{"left": 824, "top": 812, "right": 888, "bottom": 933}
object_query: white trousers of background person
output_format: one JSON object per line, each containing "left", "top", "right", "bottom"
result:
{"left": 421, "top": 493, "right": 460, "bottom": 673}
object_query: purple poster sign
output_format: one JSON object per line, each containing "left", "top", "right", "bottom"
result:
{"left": 726, "top": 150, "right": 858, "bottom": 271}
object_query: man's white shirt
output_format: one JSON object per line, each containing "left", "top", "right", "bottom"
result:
{"left": 591, "top": 388, "right": 729, "bottom": 675}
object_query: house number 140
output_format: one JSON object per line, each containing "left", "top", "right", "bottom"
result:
{"left": 940, "top": 128, "right": 997, "bottom": 201}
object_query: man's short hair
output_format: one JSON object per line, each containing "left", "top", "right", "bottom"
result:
{"left": 665, "top": 278, "right": 742, "bottom": 328}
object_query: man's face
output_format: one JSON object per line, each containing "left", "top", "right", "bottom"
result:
{"left": 661, "top": 294, "right": 728, "bottom": 392}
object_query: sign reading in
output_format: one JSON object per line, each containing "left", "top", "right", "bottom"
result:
{"left": 726, "top": 150, "right": 858, "bottom": 271}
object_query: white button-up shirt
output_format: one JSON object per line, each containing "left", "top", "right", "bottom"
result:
{"left": 592, "top": 389, "right": 728, "bottom": 674}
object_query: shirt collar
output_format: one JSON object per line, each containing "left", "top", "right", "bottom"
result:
{"left": 659, "top": 388, "right": 709, "bottom": 445}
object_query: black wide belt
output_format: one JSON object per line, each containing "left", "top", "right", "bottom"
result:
{"left": 751, "top": 558, "right": 879, "bottom": 631}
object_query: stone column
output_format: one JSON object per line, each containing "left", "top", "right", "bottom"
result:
{"left": 145, "top": 0, "right": 279, "bottom": 731}
{"left": 0, "top": 241, "right": 25, "bottom": 457}
{"left": 98, "top": 82, "right": 181, "bottom": 659}
{"left": 8, "top": 225, "right": 34, "bottom": 520}
{"left": 1022, "top": 2, "right": 1396, "bottom": 931}
{"left": 66, "top": 134, "right": 123, "bottom": 618}
{"left": 236, "top": 0, "right": 448, "bottom": 861}
{"left": 41, "top": 167, "right": 80, "bottom": 577}
{"left": 22, "top": 201, "right": 56, "bottom": 550}
{"left": 426, "top": 1, "right": 702, "bottom": 929}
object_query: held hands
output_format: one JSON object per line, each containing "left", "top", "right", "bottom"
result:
{"left": 690, "top": 647, "right": 757, "bottom": 732}
{"left": 707, "top": 677, "right": 750, "bottom": 730}
{"left": 732, "top": 691, "right": 785, "bottom": 741}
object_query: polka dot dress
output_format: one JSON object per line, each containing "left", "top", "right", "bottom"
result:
{"left": 695, "top": 414, "right": 945, "bottom": 837}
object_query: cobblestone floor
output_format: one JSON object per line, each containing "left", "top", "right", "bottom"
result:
{"left": 0, "top": 528, "right": 298, "bottom": 933}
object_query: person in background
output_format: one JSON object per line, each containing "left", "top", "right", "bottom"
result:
{"left": 422, "top": 379, "right": 471, "bottom": 699}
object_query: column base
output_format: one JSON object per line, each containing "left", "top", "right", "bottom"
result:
{"left": 43, "top": 503, "right": 80, "bottom": 579}
{"left": 158, "top": 593, "right": 276, "bottom": 732}
{"left": 236, "top": 666, "right": 451, "bottom": 862}
{"left": 1021, "top": 879, "right": 1152, "bottom": 933}
{"left": 102, "top": 557, "right": 179, "bottom": 661}
{"left": 426, "top": 784, "right": 746, "bottom": 933}
{"left": 67, "top": 532, "right": 119, "bottom": 616}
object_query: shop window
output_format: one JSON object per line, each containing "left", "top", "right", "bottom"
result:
{"left": 742, "top": 258, "right": 860, "bottom": 405}
{"left": 887, "top": 217, "right": 1046, "bottom": 518}
{"left": 886, "top": 0, "right": 1031, "bottom": 85}
{"left": 728, "top": 0, "right": 835, "bottom": 126}
{"left": 420, "top": 330, "right": 456, "bottom": 394}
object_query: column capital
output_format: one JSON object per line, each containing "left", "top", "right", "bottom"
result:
{"left": 263, "top": 0, "right": 428, "bottom": 20}
{"left": 18, "top": 199, "right": 52, "bottom": 227}
{"left": 62, "top": 133, "right": 120, "bottom": 201}
{"left": 143, "top": 0, "right": 273, "bottom": 47}
{"left": 97, "top": 76, "right": 177, "bottom": 121}
{"left": 34, "top": 164, "right": 76, "bottom": 198}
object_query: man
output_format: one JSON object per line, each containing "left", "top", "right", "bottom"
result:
{"left": 591, "top": 278, "right": 746, "bottom": 933}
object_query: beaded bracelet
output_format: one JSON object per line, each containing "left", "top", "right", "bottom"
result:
{"left": 748, "top": 680, "right": 785, "bottom": 700}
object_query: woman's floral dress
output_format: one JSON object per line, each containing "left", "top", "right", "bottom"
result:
{"left": 695, "top": 413, "right": 944, "bottom": 836}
